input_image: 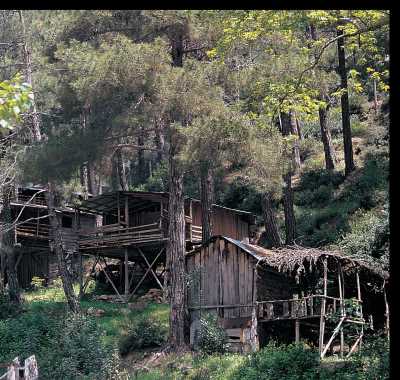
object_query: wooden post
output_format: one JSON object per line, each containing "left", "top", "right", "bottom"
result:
{"left": 383, "top": 280, "right": 389, "bottom": 339}
{"left": 338, "top": 262, "right": 345, "bottom": 357}
{"left": 23, "top": 355, "right": 38, "bottom": 380}
{"left": 124, "top": 248, "right": 129, "bottom": 300}
{"left": 124, "top": 195, "right": 129, "bottom": 226}
{"left": 117, "top": 191, "right": 121, "bottom": 224}
{"left": 295, "top": 319, "right": 300, "bottom": 344}
{"left": 319, "top": 258, "right": 327, "bottom": 357}
{"left": 356, "top": 269, "right": 363, "bottom": 350}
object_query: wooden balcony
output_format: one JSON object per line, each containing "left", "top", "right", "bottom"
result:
{"left": 78, "top": 220, "right": 203, "bottom": 250}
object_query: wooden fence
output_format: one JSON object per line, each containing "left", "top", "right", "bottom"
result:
{"left": 0, "top": 356, "right": 38, "bottom": 380}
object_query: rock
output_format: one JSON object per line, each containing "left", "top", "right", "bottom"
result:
{"left": 120, "top": 308, "right": 130, "bottom": 315}
{"left": 138, "top": 288, "right": 164, "bottom": 304}
{"left": 87, "top": 307, "right": 105, "bottom": 317}
{"left": 128, "top": 300, "right": 148, "bottom": 311}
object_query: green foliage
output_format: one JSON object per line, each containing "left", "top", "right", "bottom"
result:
{"left": 339, "top": 207, "right": 389, "bottom": 267}
{"left": 0, "top": 291, "right": 21, "bottom": 319}
{"left": 30, "top": 276, "right": 46, "bottom": 290}
{"left": 234, "top": 341, "right": 320, "bottom": 380}
{"left": 197, "top": 313, "right": 229, "bottom": 354}
{"left": 0, "top": 74, "right": 33, "bottom": 131}
{"left": 0, "top": 311, "right": 114, "bottom": 380}
{"left": 119, "top": 316, "right": 168, "bottom": 355}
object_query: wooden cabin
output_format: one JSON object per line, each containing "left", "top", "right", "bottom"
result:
{"left": 4, "top": 187, "right": 96, "bottom": 287}
{"left": 75, "top": 191, "right": 255, "bottom": 301}
{"left": 186, "top": 236, "right": 389, "bottom": 355}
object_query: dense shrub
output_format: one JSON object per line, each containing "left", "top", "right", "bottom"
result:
{"left": 0, "top": 292, "right": 21, "bottom": 319}
{"left": 233, "top": 342, "right": 320, "bottom": 380}
{"left": 0, "top": 311, "right": 114, "bottom": 380}
{"left": 339, "top": 207, "right": 389, "bottom": 267}
{"left": 119, "top": 316, "right": 168, "bottom": 355}
{"left": 197, "top": 313, "right": 229, "bottom": 354}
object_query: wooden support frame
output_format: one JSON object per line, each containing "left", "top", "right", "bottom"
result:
{"left": 321, "top": 316, "right": 346, "bottom": 358}
{"left": 124, "top": 248, "right": 129, "bottom": 300}
{"left": 100, "top": 257, "right": 125, "bottom": 303}
{"left": 383, "top": 280, "right": 389, "bottom": 339}
{"left": 337, "top": 262, "right": 345, "bottom": 357}
{"left": 319, "top": 257, "right": 328, "bottom": 357}
{"left": 80, "top": 254, "right": 100, "bottom": 296}
{"left": 137, "top": 248, "right": 164, "bottom": 291}
{"left": 127, "top": 247, "right": 165, "bottom": 302}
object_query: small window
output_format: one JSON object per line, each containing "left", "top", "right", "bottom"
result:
{"left": 62, "top": 216, "right": 73, "bottom": 228}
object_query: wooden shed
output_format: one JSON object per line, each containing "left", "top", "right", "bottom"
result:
{"left": 5, "top": 187, "right": 96, "bottom": 288}
{"left": 186, "top": 236, "right": 389, "bottom": 355}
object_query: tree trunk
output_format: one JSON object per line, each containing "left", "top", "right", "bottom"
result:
{"left": 200, "top": 163, "right": 214, "bottom": 243}
{"left": 20, "top": 11, "right": 80, "bottom": 313}
{"left": 0, "top": 185, "right": 20, "bottom": 303}
{"left": 289, "top": 110, "right": 301, "bottom": 171}
{"left": 337, "top": 28, "right": 355, "bottom": 177}
{"left": 165, "top": 140, "right": 186, "bottom": 349}
{"left": 137, "top": 126, "right": 146, "bottom": 183}
{"left": 262, "top": 192, "right": 282, "bottom": 248}
{"left": 283, "top": 173, "right": 296, "bottom": 245}
{"left": 18, "top": 10, "right": 41, "bottom": 142}
{"left": 296, "top": 116, "right": 304, "bottom": 141}
{"left": 165, "top": 25, "right": 187, "bottom": 350}
{"left": 154, "top": 117, "right": 165, "bottom": 164}
{"left": 116, "top": 149, "right": 128, "bottom": 191}
{"left": 319, "top": 102, "right": 337, "bottom": 170}
{"left": 281, "top": 112, "right": 297, "bottom": 245}
{"left": 46, "top": 182, "right": 80, "bottom": 313}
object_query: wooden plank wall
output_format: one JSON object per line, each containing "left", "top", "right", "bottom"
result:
{"left": 17, "top": 251, "right": 50, "bottom": 288}
{"left": 191, "top": 202, "right": 250, "bottom": 241}
{"left": 186, "top": 237, "right": 255, "bottom": 321}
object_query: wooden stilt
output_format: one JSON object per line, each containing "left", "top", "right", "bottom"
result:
{"left": 319, "top": 258, "right": 328, "bottom": 357}
{"left": 127, "top": 247, "right": 165, "bottom": 301}
{"left": 383, "top": 280, "right": 389, "bottom": 339}
{"left": 78, "top": 250, "right": 83, "bottom": 298}
{"left": 100, "top": 257, "right": 125, "bottom": 303}
{"left": 338, "top": 262, "right": 345, "bottom": 357}
{"left": 124, "top": 248, "right": 129, "bottom": 300}
{"left": 138, "top": 248, "right": 164, "bottom": 291}
{"left": 295, "top": 319, "right": 300, "bottom": 344}
{"left": 356, "top": 269, "right": 364, "bottom": 351}
{"left": 321, "top": 316, "right": 346, "bottom": 358}
{"left": 81, "top": 255, "right": 100, "bottom": 295}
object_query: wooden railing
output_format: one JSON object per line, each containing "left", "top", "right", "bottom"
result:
{"left": 257, "top": 295, "right": 358, "bottom": 321}
{"left": 16, "top": 221, "right": 50, "bottom": 239}
{"left": 79, "top": 222, "right": 165, "bottom": 249}
{"left": 191, "top": 225, "right": 202, "bottom": 242}
{"left": 0, "top": 355, "right": 38, "bottom": 380}
{"left": 12, "top": 193, "right": 47, "bottom": 206}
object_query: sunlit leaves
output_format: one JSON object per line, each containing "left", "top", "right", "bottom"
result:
{"left": 0, "top": 74, "right": 33, "bottom": 131}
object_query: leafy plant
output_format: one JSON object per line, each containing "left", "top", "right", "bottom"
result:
{"left": 197, "top": 313, "right": 229, "bottom": 354}
{"left": 119, "top": 316, "right": 168, "bottom": 355}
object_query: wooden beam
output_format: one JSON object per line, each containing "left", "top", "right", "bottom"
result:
{"left": 383, "top": 280, "right": 390, "bottom": 339}
{"left": 338, "top": 262, "right": 345, "bottom": 357}
{"left": 81, "top": 255, "right": 100, "bottom": 295}
{"left": 100, "top": 257, "right": 125, "bottom": 303}
{"left": 137, "top": 248, "right": 164, "bottom": 291}
{"left": 319, "top": 258, "right": 328, "bottom": 357}
{"left": 295, "top": 319, "right": 300, "bottom": 344}
{"left": 321, "top": 316, "right": 346, "bottom": 358}
{"left": 127, "top": 247, "right": 165, "bottom": 301}
{"left": 346, "top": 333, "right": 363, "bottom": 358}
{"left": 124, "top": 248, "right": 129, "bottom": 300}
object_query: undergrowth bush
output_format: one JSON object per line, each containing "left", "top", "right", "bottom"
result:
{"left": 0, "top": 291, "right": 21, "bottom": 319}
{"left": 0, "top": 311, "right": 115, "bottom": 380}
{"left": 197, "top": 313, "right": 229, "bottom": 354}
{"left": 233, "top": 341, "right": 320, "bottom": 380}
{"left": 119, "top": 316, "right": 168, "bottom": 355}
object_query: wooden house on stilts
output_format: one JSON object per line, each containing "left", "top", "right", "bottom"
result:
{"left": 186, "top": 236, "right": 389, "bottom": 356}
{"left": 76, "top": 191, "right": 255, "bottom": 302}
{"left": 1, "top": 187, "right": 95, "bottom": 288}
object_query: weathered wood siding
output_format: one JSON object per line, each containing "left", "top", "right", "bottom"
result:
{"left": 186, "top": 237, "right": 255, "bottom": 319}
{"left": 191, "top": 202, "right": 250, "bottom": 241}
{"left": 17, "top": 251, "right": 50, "bottom": 288}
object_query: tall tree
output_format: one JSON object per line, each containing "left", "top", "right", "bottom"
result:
{"left": 337, "top": 27, "right": 355, "bottom": 176}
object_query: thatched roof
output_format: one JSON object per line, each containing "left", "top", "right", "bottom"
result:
{"left": 191, "top": 236, "right": 389, "bottom": 284}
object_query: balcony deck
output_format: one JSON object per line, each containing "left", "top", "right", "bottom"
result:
{"left": 78, "top": 221, "right": 203, "bottom": 251}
